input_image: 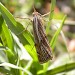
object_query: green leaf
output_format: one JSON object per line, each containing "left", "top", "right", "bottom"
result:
{"left": 0, "top": 62, "right": 32, "bottom": 75}
{"left": 1, "top": 18, "right": 14, "bottom": 50}
{"left": 0, "top": 8, "right": 23, "bottom": 75}
{"left": 38, "top": 62, "right": 75, "bottom": 75}
{"left": 50, "top": 15, "right": 67, "bottom": 49}
{"left": 0, "top": 2, "right": 37, "bottom": 62}
{"left": 0, "top": 14, "right": 15, "bottom": 58}
{"left": 46, "top": 0, "right": 56, "bottom": 34}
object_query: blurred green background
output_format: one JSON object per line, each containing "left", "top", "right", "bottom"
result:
{"left": 0, "top": 0, "right": 75, "bottom": 75}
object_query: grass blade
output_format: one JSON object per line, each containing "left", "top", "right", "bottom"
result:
{"left": 50, "top": 15, "right": 67, "bottom": 49}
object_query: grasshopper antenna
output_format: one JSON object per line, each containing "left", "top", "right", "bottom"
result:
{"left": 33, "top": 5, "right": 36, "bottom": 12}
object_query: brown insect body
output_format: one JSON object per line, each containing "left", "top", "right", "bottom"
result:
{"left": 33, "top": 12, "right": 53, "bottom": 64}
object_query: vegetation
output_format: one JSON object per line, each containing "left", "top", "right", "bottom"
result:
{"left": 0, "top": 0, "right": 75, "bottom": 75}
